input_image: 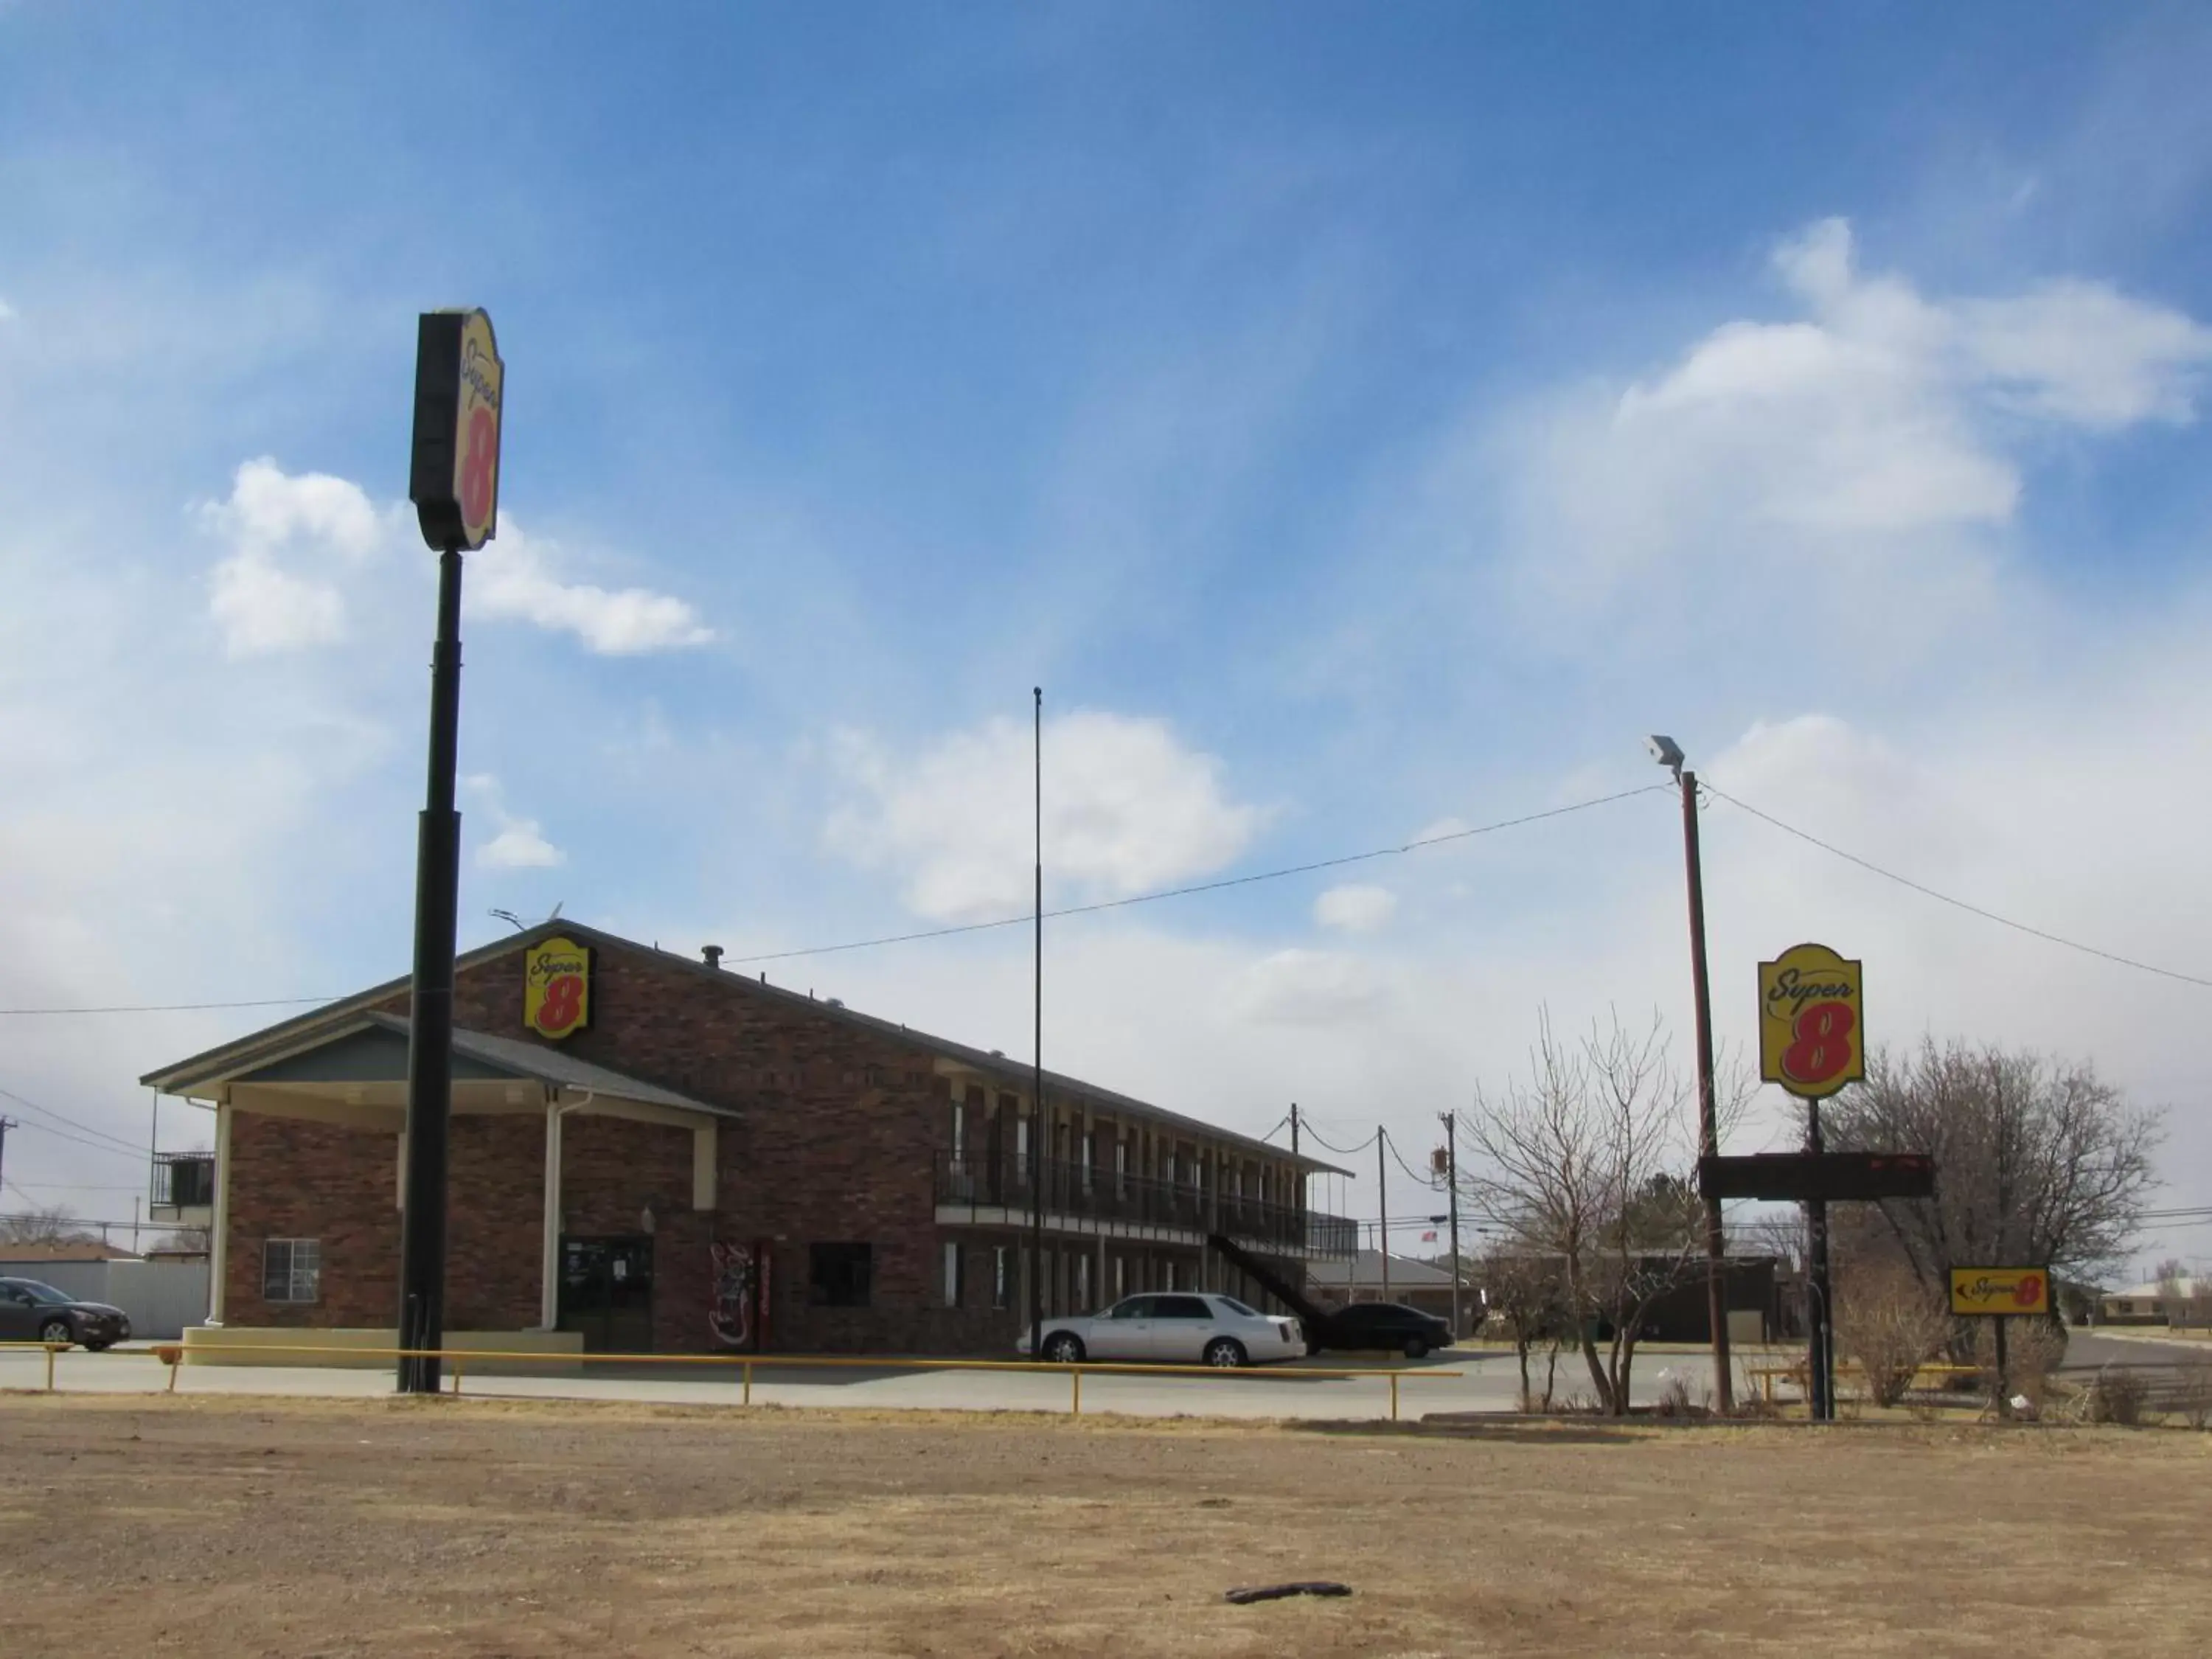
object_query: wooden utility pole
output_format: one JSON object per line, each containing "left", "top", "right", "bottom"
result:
{"left": 1440, "top": 1110, "right": 1462, "bottom": 1339}
{"left": 1377, "top": 1133, "right": 1391, "bottom": 1304}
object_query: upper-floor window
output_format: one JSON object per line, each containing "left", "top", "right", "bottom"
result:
{"left": 1113, "top": 1138, "right": 1128, "bottom": 1194}
{"left": 1080, "top": 1130, "right": 1094, "bottom": 1189}
{"left": 950, "top": 1100, "right": 966, "bottom": 1161}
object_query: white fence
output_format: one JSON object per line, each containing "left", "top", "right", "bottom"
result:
{"left": 0, "top": 1259, "right": 210, "bottom": 1339}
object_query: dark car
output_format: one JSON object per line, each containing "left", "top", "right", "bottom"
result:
{"left": 1308, "top": 1301, "right": 1453, "bottom": 1359}
{"left": 0, "top": 1278, "right": 131, "bottom": 1350}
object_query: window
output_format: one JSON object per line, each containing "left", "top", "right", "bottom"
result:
{"left": 1076, "top": 1253, "right": 1091, "bottom": 1308}
{"left": 992, "top": 1245, "right": 1012, "bottom": 1310}
{"left": 808, "top": 1242, "right": 873, "bottom": 1308}
{"left": 1016, "top": 1118, "right": 1030, "bottom": 1164}
{"left": 950, "top": 1101, "right": 966, "bottom": 1161}
{"left": 1113, "top": 1256, "right": 1125, "bottom": 1301}
{"left": 262, "top": 1238, "right": 321, "bottom": 1304}
{"left": 1164, "top": 1259, "right": 1178, "bottom": 1291}
{"left": 1217, "top": 1296, "right": 1258, "bottom": 1318}
{"left": 1113, "top": 1138, "right": 1128, "bottom": 1195}
{"left": 942, "top": 1241, "right": 964, "bottom": 1307}
{"left": 1080, "top": 1130, "right": 1094, "bottom": 1190}
{"left": 1108, "top": 1295, "right": 1157, "bottom": 1319}
{"left": 1157, "top": 1295, "right": 1211, "bottom": 1319}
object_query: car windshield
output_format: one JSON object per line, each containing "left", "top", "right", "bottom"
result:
{"left": 9, "top": 1281, "right": 73, "bottom": 1306}
{"left": 1215, "top": 1297, "right": 1259, "bottom": 1317}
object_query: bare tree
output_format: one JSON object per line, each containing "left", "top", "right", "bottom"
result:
{"left": 0, "top": 1205, "right": 98, "bottom": 1248}
{"left": 1476, "top": 1245, "right": 1572, "bottom": 1410}
{"left": 2154, "top": 1258, "right": 2188, "bottom": 1305}
{"left": 1461, "top": 1009, "right": 1709, "bottom": 1416}
{"left": 1824, "top": 1040, "right": 2161, "bottom": 1314}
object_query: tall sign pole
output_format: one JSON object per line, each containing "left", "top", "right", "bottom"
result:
{"left": 397, "top": 308, "right": 504, "bottom": 1396}
{"left": 1757, "top": 942, "right": 1865, "bottom": 1422}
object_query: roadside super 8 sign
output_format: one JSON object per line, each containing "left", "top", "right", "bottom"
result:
{"left": 1758, "top": 942, "right": 1865, "bottom": 1100}
{"left": 407, "top": 307, "right": 504, "bottom": 553}
{"left": 524, "top": 936, "right": 591, "bottom": 1041}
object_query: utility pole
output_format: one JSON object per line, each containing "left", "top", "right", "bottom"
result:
{"left": 1377, "top": 1133, "right": 1391, "bottom": 1304}
{"left": 1650, "top": 737, "right": 1736, "bottom": 1413}
{"left": 1289, "top": 1102, "right": 1299, "bottom": 1159}
{"left": 1029, "top": 686, "right": 1046, "bottom": 1357}
{"left": 0, "top": 1117, "right": 13, "bottom": 1198}
{"left": 1440, "top": 1110, "right": 1462, "bottom": 1339}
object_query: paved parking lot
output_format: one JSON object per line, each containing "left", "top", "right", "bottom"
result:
{"left": 0, "top": 1342, "right": 1748, "bottom": 1419}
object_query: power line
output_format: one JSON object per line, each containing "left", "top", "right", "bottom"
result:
{"left": 1705, "top": 784, "right": 2212, "bottom": 991}
{"left": 0, "top": 782, "right": 1669, "bottom": 1014}
{"left": 0, "top": 1083, "right": 147, "bottom": 1158}
{"left": 1298, "top": 1122, "right": 1378, "bottom": 1158}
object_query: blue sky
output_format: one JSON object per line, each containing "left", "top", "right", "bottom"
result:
{"left": 3, "top": 4, "right": 2210, "bottom": 1271}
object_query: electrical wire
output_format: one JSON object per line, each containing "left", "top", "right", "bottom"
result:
{"left": 0, "top": 782, "right": 1672, "bottom": 1018}
{"left": 1705, "top": 784, "right": 2212, "bottom": 991}
{"left": 1382, "top": 1126, "right": 1441, "bottom": 1189}
{"left": 1296, "top": 1122, "right": 1379, "bottom": 1158}
{"left": 0, "top": 1083, "right": 148, "bottom": 1158}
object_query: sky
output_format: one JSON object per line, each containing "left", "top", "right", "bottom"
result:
{"left": 2, "top": 3, "right": 2209, "bottom": 1281}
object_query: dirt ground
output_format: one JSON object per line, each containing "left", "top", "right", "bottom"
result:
{"left": 4, "top": 1393, "right": 2208, "bottom": 1658}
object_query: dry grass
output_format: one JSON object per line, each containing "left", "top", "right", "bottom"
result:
{"left": 4, "top": 1391, "right": 2211, "bottom": 1657}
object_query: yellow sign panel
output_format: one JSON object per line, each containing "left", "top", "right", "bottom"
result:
{"left": 524, "top": 935, "right": 591, "bottom": 1040}
{"left": 1757, "top": 942, "right": 1865, "bottom": 1100}
{"left": 453, "top": 309, "right": 504, "bottom": 551}
{"left": 1950, "top": 1266, "right": 2051, "bottom": 1318}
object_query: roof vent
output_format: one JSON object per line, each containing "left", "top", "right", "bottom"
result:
{"left": 990, "top": 1049, "right": 1004, "bottom": 1058}
{"left": 702, "top": 945, "right": 724, "bottom": 970}
{"left": 827, "top": 997, "right": 845, "bottom": 1009}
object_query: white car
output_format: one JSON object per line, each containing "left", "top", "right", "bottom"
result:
{"left": 1018, "top": 1292, "right": 1305, "bottom": 1367}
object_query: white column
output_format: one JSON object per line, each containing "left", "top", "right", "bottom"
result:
{"left": 206, "top": 1101, "right": 232, "bottom": 1325}
{"left": 538, "top": 1104, "right": 565, "bottom": 1330}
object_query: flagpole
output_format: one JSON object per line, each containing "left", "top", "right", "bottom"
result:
{"left": 1029, "top": 687, "right": 1045, "bottom": 1359}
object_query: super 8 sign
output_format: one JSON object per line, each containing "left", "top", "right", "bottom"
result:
{"left": 408, "top": 308, "right": 504, "bottom": 552}
{"left": 524, "top": 936, "right": 591, "bottom": 1041}
{"left": 1758, "top": 942, "right": 1865, "bottom": 1100}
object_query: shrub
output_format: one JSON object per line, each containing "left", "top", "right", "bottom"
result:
{"left": 1975, "top": 1318, "right": 2067, "bottom": 1413}
{"left": 2088, "top": 1367, "right": 2151, "bottom": 1426}
{"left": 2174, "top": 1364, "right": 2212, "bottom": 1431}
{"left": 1837, "top": 1266, "right": 1950, "bottom": 1407}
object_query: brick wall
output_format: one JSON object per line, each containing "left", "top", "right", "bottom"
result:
{"left": 223, "top": 1113, "right": 397, "bottom": 1328}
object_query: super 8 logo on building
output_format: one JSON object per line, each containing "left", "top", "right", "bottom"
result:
{"left": 1757, "top": 942, "right": 1865, "bottom": 1099}
{"left": 524, "top": 936, "right": 592, "bottom": 1040}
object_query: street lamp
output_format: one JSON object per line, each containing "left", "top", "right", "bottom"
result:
{"left": 1649, "top": 734, "right": 1734, "bottom": 1413}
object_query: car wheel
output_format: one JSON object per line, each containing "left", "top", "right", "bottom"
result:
{"left": 85, "top": 1341, "right": 114, "bottom": 1353}
{"left": 1043, "top": 1332, "right": 1085, "bottom": 1364}
{"left": 1204, "top": 1338, "right": 1248, "bottom": 1368}
{"left": 38, "top": 1319, "right": 73, "bottom": 1347}
{"left": 1402, "top": 1338, "right": 1429, "bottom": 1360}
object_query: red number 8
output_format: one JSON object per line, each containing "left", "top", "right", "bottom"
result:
{"left": 1781, "top": 999, "right": 1855, "bottom": 1087}
{"left": 538, "top": 973, "right": 583, "bottom": 1032}
{"left": 460, "top": 406, "right": 497, "bottom": 532}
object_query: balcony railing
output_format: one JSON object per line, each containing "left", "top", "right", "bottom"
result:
{"left": 933, "top": 1152, "right": 1356, "bottom": 1258}
{"left": 152, "top": 1152, "right": 215, "bottom": 1210}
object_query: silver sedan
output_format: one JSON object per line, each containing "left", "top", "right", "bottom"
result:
{"left": 1018, "top": 1292, "right": 1306, "bottom": 1367}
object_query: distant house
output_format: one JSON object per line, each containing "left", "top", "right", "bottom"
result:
{"left": 1307, "top": 1250, "right": 1471, "bottom": 1328}
{"left": 2098, "top": 1276, "right": 2211, "bottom": 1326}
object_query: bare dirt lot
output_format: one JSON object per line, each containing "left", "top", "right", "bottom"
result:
{"left": 4, "top": 1393, "right": 2208, "bottom": 1658}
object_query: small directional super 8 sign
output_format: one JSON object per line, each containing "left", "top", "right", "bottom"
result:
{"left": 524, "top": 936, "right": 591, "bottom": 1041}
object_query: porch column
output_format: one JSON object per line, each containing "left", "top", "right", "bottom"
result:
{"left": 538, "top": 1103, "right": 565, "bottom": 1330}
{"left": 206, "top": 1101, "right": 232, "bottom": 1325}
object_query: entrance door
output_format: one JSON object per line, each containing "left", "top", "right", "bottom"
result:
{"left": 558, "top": 1236, "right": 655, "bottom": 1352}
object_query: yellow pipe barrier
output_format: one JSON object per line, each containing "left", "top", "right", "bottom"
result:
{"left": 13, "top": 1340, "right": 1462, "bottom": 1420}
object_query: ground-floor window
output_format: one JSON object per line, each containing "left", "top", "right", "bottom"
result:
{"left": 1164, "top": 1259, "right": 1178, "bottom": 1291}
{"left": 992, "top": 1245, "right": 1011, "bottom": 1310}
{"left": 1113, "top": 1256, "right": 1125, "bottom": 1301}
{"left": 262, "top": 1238, "right": 321, "bottom": 1304}
{"left": 809, "top": 1242, "right": 873, "bottom": 1308}
{"left": 1076, "top": 1253, "right": 1091, "bottom": 1309}
{"left": 942, "top": 1240, "right": 964, "bottom": 1308}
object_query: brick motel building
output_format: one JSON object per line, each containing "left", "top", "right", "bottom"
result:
{"left": 142, "top": 921, "right": 1355, "bottom": 1360}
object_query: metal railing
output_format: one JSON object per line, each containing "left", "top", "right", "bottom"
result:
{"left": 933, "top": 1152, "right": 1356, "bottom": 1258}
{"left": 151, "top": 1152, "right": 215, "bottom": 1210}
{"left": 0, "top": 1340, "right": 1461, "bottom": 1422}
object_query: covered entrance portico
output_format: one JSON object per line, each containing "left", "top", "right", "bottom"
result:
{"left": 147, "top": 1011, "right": 737, "bottom": 1361}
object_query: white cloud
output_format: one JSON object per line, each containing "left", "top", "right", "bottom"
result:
{"left": 1494, "top": 218, "right": 2212, "bottom": 649}
{"left": 826, "top": 709, "right": 1265, "bottom": 921}
{"left": 465, "top": 774, "right": 566, "bottom": 871}
{"left": 200, "top": 458, "right": 378, "bottom": 656}
{"left": 469, "top": 521, "right": 714, "bottom": 655}
{"left": 0, "top": 296, "right": 16, "bottom": 322}
{"left": 1314, "top": 883, "right": 1397, "bottom": 933}
{"left": 1228, "top": 947, "right": 1392, "bottom": 1026}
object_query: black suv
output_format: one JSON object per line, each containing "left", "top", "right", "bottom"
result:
{"left": 0, "top": 1279, "right": 131, "bottom": 1349}
{"left": 1308, "top": 1301, "right": 1453, "bottom": 1359}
